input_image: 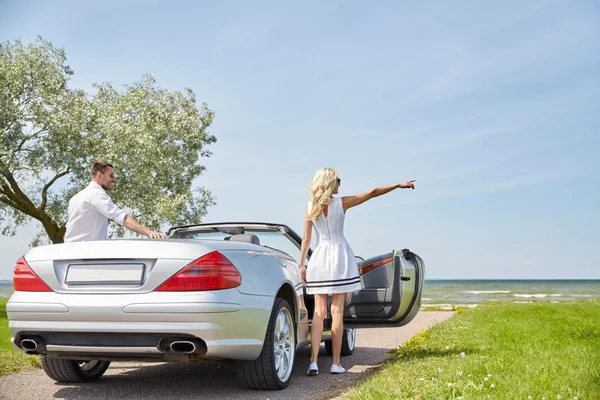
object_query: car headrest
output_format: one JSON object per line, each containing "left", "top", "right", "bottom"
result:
{"left": 228, "top": 234, "right": 260, "bottom": 245}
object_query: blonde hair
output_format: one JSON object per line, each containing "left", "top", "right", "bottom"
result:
{"left": 308, "top": 167, "right": 339, "bottom": 220}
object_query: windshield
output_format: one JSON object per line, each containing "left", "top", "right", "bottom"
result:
{"left": 172, "top": 228, "right": 304, "bottom": 264}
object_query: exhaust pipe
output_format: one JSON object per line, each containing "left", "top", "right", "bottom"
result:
{"left": 170, "top": 341, "right": 196, "bottom": 353}
{"left": 21, "top": 339, "right": 38, "bottom": 352}
{"left": 157, "top": 337, "right": 206, "bottom": 357}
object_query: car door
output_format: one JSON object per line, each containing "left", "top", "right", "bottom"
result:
{"left": 343, "top": 249, "right": 424, "bottom": 328}
{"left": 279, "top": 225, "right": 425, "bottom": 328}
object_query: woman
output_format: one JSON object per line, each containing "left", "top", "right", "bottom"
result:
{"left": 298, "top": 167, "right": 415, "bottom": 375}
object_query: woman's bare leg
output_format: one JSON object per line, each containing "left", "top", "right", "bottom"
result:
{"left": 310, "top": 294, "right": 328, "bottom": 363}
{"left": 330, "top": 293, "right": 346, "bottom": 366}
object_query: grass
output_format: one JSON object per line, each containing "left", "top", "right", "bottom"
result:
{"left": 0, "top": 297, "right": 41, "bottom": 376}
{"left": 344, "top": 301, "right": 600, "bottom": 400}
{"left": 421, "top": 304, "right": 477, "bottom": 312}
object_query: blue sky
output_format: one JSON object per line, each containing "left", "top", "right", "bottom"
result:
{"left": 1, "top": 0, "right": 599, "bottom": 280}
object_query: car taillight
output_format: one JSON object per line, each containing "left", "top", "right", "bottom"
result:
{"left": 13, "top": 256, "right": 53, "bottom": 292}
{"left": 155, "top": 251, "right": 242, "bottom": 292}
{"left": 358, "top": 257, "right": 393, "bottom": 276}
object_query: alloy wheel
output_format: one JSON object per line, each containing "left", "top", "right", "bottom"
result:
{"left": 273, "top": 306, "right": 295, "bottom": 381}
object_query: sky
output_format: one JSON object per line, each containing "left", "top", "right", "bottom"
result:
{"left": 0, "top": 0, "right": 599, "bottom": 280}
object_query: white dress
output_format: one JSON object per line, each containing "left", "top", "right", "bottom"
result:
{"left": 305, "top": 197, "right": 362, "bottom": 295}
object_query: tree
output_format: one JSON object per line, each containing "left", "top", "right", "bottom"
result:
{"left": 0, "top": 37, "right": 216, "bottom": 244}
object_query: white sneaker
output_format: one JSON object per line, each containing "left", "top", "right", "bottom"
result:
{"left": 307, "top": 361, "right": 318, "bottom": 376}
{"left": 330, "top": 364, "right": 345, "bottom": 374}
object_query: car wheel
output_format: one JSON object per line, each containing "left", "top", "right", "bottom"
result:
{"left": 324, "top": 327, "right": 356, "bottom": 356}
{"left": 237, "top": 298, "right": 296, "bottom": 390}
{"left": 41, "top": 356, "right": 111, "bottom": 383}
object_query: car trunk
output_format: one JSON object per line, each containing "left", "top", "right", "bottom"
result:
{"left": 22, "top": 239, "right": 239, "bottom": 294}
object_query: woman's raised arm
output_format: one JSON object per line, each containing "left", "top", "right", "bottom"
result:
{"left": 342, "top": 180, "right": 415, "bottom": 212}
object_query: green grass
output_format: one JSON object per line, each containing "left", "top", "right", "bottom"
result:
{"left": 421, "top": 304, "right": 475, "bottom": 312}
{"left": 0, "top": 297, "right": 41, "bottom": 376}
{"left": 345, "top": 301, "right": 600, "bottom": 400}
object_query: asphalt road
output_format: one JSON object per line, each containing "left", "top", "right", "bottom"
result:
{"left": 0, "top": 312, "right": 453, "bottom": 400}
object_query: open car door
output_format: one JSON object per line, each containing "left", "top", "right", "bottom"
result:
{"left": 343, "top": 249, "right": 425, "bottom": 328}
{"left": 166, "top": 223, "right": 424, "bottom": 329}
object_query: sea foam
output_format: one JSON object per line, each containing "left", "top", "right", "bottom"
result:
{"left": 465, "top": 290, "right": 510, "bottom": 294}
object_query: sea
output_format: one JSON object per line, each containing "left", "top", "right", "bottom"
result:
{"left": 420, "top": 279, "right": 600, "bottom": 309}
{"left": 1, "top": 279, "right": 599, "bottom": 305}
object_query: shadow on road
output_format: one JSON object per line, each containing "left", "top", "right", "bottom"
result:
{"left": 51, "top": 346, "right": 386, "bottom": 400}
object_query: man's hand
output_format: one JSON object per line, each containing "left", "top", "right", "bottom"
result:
{"left": 399, "top": 180, "right": 416, "bottom": 189}
{"left": 147, "top": 230, "right": 166, "bottom": 239}
{"left": 124, "top": 215, "right": 166, "bottom": 239}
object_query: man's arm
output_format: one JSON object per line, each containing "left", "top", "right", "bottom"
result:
{"left": 91, "top": 192, "right": 165, "bottom": 239}
{"left": 123, "top": 215, "right": 166, "bottom": 239}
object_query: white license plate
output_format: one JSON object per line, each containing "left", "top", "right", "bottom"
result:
{"left": 66, "top": 263, "right": 145, "bottom": 285}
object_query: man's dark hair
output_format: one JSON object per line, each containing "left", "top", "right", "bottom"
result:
{"left": 91, "top": 161, "right": 114, "bottom": 176}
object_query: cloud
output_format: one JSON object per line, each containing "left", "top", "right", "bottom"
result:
{"left": 402, "top": 127, "right": 518, "bottom": 154}
{"left": 389, "top": 3, "right": 600, "bottom": 109}
{"left": 381, "top": 174, "right": 559, "bottom": 207}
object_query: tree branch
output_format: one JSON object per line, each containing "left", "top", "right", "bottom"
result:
{"left": 15, "top": 127, "right": 48, "bottom": 153}
{"left": 0, "top": 195, "right": 30, "bottom": 215}
{"left": 40, "top": 169, "right": 70, "bottom": 211}
{"left": 16, "top": 92, "right": 34, "bottom": 115}
{"left": 12, "top": 165, "right": 38, "bottom": 173}
{"left": 2, "top": 88, "right": 29, "bottom": 133}
{"left": 0, "top": 158, "right": 38, "bottom": 216}
{"left": 10, "top": 83, "right": 29, "bottom": 106}
{"left": 0, "top": 175, "right": 9, "bottom": 189}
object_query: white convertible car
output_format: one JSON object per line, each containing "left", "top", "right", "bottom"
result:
{"left": 7, "top": 222, "right": 424, "bottom": 390}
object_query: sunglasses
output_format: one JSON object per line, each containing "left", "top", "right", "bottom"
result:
{"left": 336, "top": 178, "right": 341, "bottom": 185}
{"left": 99, "top": 171, "right": 116, "bottom": 179}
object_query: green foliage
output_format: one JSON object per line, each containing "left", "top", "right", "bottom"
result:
{"left": 0, "top": 298, "right": 41, "bottom": 376}
{"left": 345, "top": 301, "right": 600, "bottom": 400}
{"left": 0, "top": 37, "right": 216, "bottom": 243}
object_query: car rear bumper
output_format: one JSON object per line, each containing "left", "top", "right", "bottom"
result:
{"left": 8, "top": 290, "right": 274, "bottom": 361}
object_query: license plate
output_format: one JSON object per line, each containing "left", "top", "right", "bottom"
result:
{"left": 66, "top": 263, "right": 145, "bottom": 285}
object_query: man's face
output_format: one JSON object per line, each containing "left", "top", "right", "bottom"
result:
{"left": 98, "top": 167, "right": 117, "bottom": 190}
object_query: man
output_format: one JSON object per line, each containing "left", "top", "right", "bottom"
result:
{"left": 64, "top": 161, "right": 166, "bottom": 242}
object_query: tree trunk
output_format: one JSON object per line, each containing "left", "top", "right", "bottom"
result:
{"left": 1, "top": 162, "right": 67, "bottom": 244}
{"left": 40, "top": 215, "right": 65, "bottom": 244}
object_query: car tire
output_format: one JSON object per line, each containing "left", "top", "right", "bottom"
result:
{"left": 324, "top": 328, "right": 356, "bottom": 356}
{"left": 236, "top": 298, "right": 296, "bottom": 390}
{"left": 41, "top": 357, "right": 111, "bottom": 383}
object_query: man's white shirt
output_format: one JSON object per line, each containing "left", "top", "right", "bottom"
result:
{"left": 64, "top": 182, "right": 127, "bottom": 242}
